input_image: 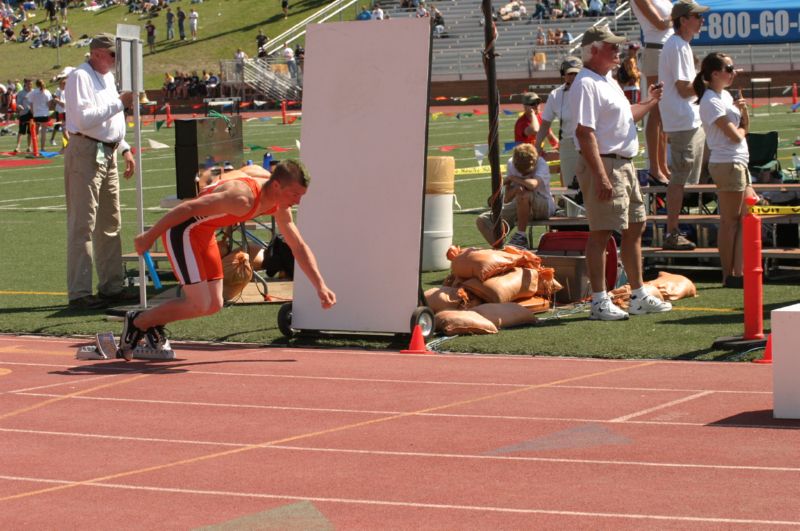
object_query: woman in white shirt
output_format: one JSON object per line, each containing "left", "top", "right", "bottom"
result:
{"left": 27, "top": 78, "right": 52, "bottom": 151}
{"left": 695, "top": 52, "right": 755, "bottom": 288}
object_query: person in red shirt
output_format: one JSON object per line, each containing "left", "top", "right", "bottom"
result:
{"left": 514, "top": 91, "right": 559, "bottom": 149}
{"left": 120, "top": 160, "right": 336, "bottom": 359}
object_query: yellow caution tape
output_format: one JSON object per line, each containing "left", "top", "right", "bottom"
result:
{"left": 0, "top": 290, "right": 67, "bottom": 296}
{"left": 750, "top": 205, "right": 800, "bottom": 215}
{"left": 455, "top": 160, "right": 562, "bottom": 176}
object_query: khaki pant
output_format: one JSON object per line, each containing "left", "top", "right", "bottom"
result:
{"left": 64, "top": 134, "right": 124, "bottom": 300}
{"left": 475, "top": 190, "right": 549, "bottom": 245}
{"left": 559, "top": 136, "right": 579, "bottom": 187}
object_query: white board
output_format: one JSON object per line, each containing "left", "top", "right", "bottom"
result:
{"left": 293, "top": 18, "right": 432, "bottom": 334}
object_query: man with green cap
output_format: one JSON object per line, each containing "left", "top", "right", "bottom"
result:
{"left": 568, "top": 25, "right": 673, "bottom": 320}
{"left": 63, "top": 33, "right": 136, "bottom": 309}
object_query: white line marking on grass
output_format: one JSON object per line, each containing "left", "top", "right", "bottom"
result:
{"left": 0, "top": 184, "right": 175, "bottom": 204}
{"left": 609, "top": 391, "right": 714, "bottom": 422}
{"left": 1, "top": 474, "right": 799, "bottom": 525}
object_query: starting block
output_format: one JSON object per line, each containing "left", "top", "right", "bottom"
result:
{"left": 75, "top": 332, "right": 175, "bottom": 361}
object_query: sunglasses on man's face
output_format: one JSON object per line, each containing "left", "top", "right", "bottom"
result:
{"left": 724, "top": 64, "right": 737, "bottom": 73}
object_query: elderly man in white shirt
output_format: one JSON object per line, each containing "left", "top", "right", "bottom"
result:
{"left": 569, "top": 26, "right": 672, "bottom": 321}
{"left": 64, "top": 33, "right": 136, "bottom": 309}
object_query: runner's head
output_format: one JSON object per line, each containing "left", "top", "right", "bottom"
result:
{"left": 269, "top": 159, "right": 309, "bottom": 207}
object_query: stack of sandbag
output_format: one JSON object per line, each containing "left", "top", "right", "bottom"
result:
{"left": 423, "top": 245, "right": 562, "bottom": 335}
{"left": 609, "top": 272, "right": 697, "bottom": 310}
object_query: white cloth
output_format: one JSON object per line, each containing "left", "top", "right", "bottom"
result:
{"left": 54, "top": 87, "right": 66, "bottom": 113}
{"left": 631, "top": 0, "right": 674, "bottom": 45}
{"left": 506, "top": 155, "right": 557, "bottom": 216}
{"left": 658, "top": 34, "right": 700, "bottom": 132}
{"left": 699, "top": 89, "right": 749, "bottom": 165}
{"left": 541, "top": 83, "right": 574, "bottom": 141}
{"left": 65, "top": 62, "right": 128, "bottom": 150}
{"left": 568, "top": 68, "right": 638, "bottom": 158}
{"left": 27, "top": 88, "right": 52, "bottom": 118}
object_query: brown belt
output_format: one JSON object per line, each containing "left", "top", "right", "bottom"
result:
{"left": 643, "top": 42, "right": 663, "bottom": 50}
{"left": 72, "top": 131, "right": 119, "bottom": 151}
{"left": 599, "top": 153, "right": 633, "bottom": 161}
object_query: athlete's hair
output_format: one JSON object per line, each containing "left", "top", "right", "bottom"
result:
{"left": 270, "top": 159, "right": 309, "bottom": 188}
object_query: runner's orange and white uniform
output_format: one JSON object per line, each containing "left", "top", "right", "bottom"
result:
{"left": 163, "top": 177, "right": 276, "bottom": 285}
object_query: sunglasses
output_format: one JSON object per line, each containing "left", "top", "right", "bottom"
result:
{"left": 109, "top": 50, "right": 116, "bottom": 58}
{"left": 724, "top": 64, "right": 737, "bottom": 73}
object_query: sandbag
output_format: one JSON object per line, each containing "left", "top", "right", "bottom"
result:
{"left": 609, "top": 284, "right": 663, "bottom": 310}
{"left": 461, "top": 267, "right": 539, "bottom": 304}
{"left": 515, "top": 295, "right": 551, "bottom": 313}
{"left": 535, "top": 267, "right": 563, "bottom": 298}
{"left": 446, "top": 245, "right": 541, "bottom": 281}
{"left": 474, "top": 303, "right": 537, "bottom": 329}
{"left": 221, "top": 250, "right": 252, "bottom": 301}
{"left": 436, "top": 310, "right": 498, "bottom": 335}
{"left": 424, "top": 286, "right": 475, "bottom": 314}
{"left": 646, "top": 272, "right": 697, "bottom": 301}
{"left": 247, "top": 243, "right": 265, "bottom": 271}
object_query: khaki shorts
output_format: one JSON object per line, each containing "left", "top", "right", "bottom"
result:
{"left": 641, "top": 47, "right": 661, "bottom": 79}
{"left": 709, "top": 162, "right": 750, "bottom": 192}
{"left": 576, "top": 156, "right": 646, "bottom": 232}
{"left": 475, "top": 190, "right": 549, "bottom": 243}
{"left": 667, "top": 127, "right": 705, "bottom": 185}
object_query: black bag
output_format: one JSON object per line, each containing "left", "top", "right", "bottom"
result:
{"left": 264, "top": 234, "right": 295, "bottom": 279}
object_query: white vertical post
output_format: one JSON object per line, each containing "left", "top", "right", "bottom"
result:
{"left": 131, "top": 39, "right": 147, "bottom": 309}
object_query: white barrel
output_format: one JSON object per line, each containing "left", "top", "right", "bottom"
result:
{"left": 422, "top": 156, "right": 455, "bottom": 271}
{"left": 422, "top": 194, "right": 454, "bottom": 271}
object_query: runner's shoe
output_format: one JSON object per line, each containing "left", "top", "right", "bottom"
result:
{"left": 590, "top": 298, "right": 629, "bottom": 321}
{"left": 507, "top": 231, "right": 529, "bottom": 249}
{"left": 119, "top": 310, "right": 145, "bottom": 361}
{"left": 628, "top": 294, "right": 672, "bottom": 315}
{"left": 144, "top": 325, "right": 168, "bottom": 351}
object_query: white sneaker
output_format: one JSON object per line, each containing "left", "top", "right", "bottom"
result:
{"left": 629, "top": 294, "right": 672, "bottom": 315}
{"left": 590, "top": 299, "right": 629, "bottom": 321}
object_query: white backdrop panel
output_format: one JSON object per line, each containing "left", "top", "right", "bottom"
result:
{"left": 293, "top": 18, "right": 431, "bottom": 333}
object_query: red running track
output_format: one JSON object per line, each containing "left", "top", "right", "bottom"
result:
{"left": 1, "top": 334, "right": 799, "bottom": 529}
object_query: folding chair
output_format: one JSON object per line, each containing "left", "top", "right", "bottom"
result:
{"left": 746, "top": 131, "right": 781, "bottom": 183}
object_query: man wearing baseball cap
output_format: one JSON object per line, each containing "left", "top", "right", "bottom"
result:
{"left": 514, "top": 92, "right": 542, "bottom": 145}
{"left": 63, "top": 33, "right": 136, "bottom": 309}
{"left": 658, "top": 0, "right": 710, "bottom": 251}
{"left": 568, "top": 25, "right": 673, "bottom": 320}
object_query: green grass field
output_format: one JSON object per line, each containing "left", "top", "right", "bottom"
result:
{"left": 1, "top": 0, "right": 331, "bottom": 89}
{"left": 1, "top": 96, "right": 799, "bottom": 359}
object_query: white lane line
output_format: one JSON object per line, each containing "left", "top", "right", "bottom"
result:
{"left": 6, "top": 373, "right": 120, "bottom": 393}
{"left": 9, "top": 392, "right": 796, "bottom": 431}
{"left": 1, "top": 474, "right": 798, "bottom": 525}
{"left": 610, "top": 391, "right": 715, "bottom": 422}
{"left": 0, "top": 184, "right": 175, "bottom": 204}
{"left": 3, "top": 430, "right": 799, "bottom": 474}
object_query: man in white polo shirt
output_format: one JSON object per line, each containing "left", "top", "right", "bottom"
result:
{"left": 569, "top": 26, "right": 673, "bottom": 320}
{"left": 64, "top": 33, "right": 136, "bottom": 309}
{"left": 658, "top": 0, "right": 709, "bottom": 250}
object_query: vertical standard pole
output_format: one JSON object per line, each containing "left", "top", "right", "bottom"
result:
{"left": 481, "top": 0, "right": 503, "bottom": 247}
{"left": 131, "top": 39, "right": 147, "bottom": 309}
{"left": 742, "top": 196, "right": 764, "bottom": 340}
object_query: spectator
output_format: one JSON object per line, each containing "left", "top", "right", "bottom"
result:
{"left": 145, "top": 19, "right": 156, "bottom": 53}
{"left": 234, "top": 47, "right": 247, "bottom": 78}
{"left": 63, "top": 33, "right": 137, "bottom": 309}
{"left": 177, "top": 6, "right": 186, "bottom": 40}
{"left": 631, "top": 0, "right": 674, "bottom": 186}
{"left": 50, "top": 70, "right": 70, "bottom": 146}
{"left": 13, "top": 78, "right": 32, "bottom": 153}
{"left": 44, "top": 0, "right": 56, "bottom": 22}
{"left": 282, "top": 0, "right": 289, "bottom": 19}
{"left": 530, "top": 1, "right": 546, "bottom": 20}
{"left": 372, "top": 2, "right": 384, "bottom": 20}
{"left": 569, "top": 26, "right": 670, "bottom": 320}
{"left": 695, "top": 52, "right": 755, "bottom": 288}
{"left": 294, "top": 42, "right": 305, "bottom": 68}
{"left": 618, "top": 43, "right": 641, "bottom": 103}
{"left": 283, "top": 41, "right": 297, "bottom": 79}
{"left": 256, "top": 28, "right": 267, "bottom": 58}
{"left": 562, "top": 28, "right": 574, "bottom": 43}
{"left": 165, "top": 7, "right": 174, "bottom": 40}
{"left": 415, "top": 2, "right": 429, "bottom": 18}
{"left": 535, "top": 26, "right": 545, "bottom": 45}
{"left": 163, "top": 71, "right": 176, "bottom": 99}
{"left": 188, "top": 8, "right": 198, "bottom": 41}
{"left": 588, "top": 0, "right": 603, "bottom": 16}
{"left": 536, "top": 56, "right": 582, "bottom": 187}
{"left": 515, "top": 92, "right": 541, "bottom": 145}
{"left": 658, "top": 0, "right": 709, "bottom": 251}
{"left": 58, "top": 0, "right": 67, "bottom": 22}
{"left": 356, "top": 5, "right": 371, "bottom": 20}
{"left": 18, "top": 23, "right": 30, "bottom": 42}
{"left": 27, "top": 78, "right": 52, "bottom": 149}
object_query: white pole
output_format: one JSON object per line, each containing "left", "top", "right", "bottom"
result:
{"left": 131, "top": 39, "right": 147, "bottom": 309}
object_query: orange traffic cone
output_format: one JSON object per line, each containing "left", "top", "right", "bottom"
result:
{"left": 401, "top": 325, "right": 433, "bottom": 355}
{"left": 753, "top": 333, "right": 772, "bottom": 364}
{"left": 30, "top": 119, "right": 39, "bottom": 157}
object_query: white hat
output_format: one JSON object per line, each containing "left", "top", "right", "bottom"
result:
{"left": 56, "top": 66, "right": 75, "bottom": 79}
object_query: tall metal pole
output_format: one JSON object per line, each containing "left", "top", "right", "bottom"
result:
{"left": 481, "top": 0, "right": 503, "bottom": 247}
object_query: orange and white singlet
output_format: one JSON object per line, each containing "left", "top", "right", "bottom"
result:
{"left": 163, "top": 177, "right": 276, "bottom": 285}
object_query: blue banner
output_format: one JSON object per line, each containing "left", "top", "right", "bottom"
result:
{"left": 694, "top": 1, "right": 800, "bottom": 46}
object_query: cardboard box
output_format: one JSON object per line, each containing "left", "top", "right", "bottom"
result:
{"left": 539, "top": 253, "right": 590, "bottom": 304}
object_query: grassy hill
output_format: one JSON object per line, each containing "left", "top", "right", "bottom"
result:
{"left": 1, "top": 0, "right": 331, "bottom": 90}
